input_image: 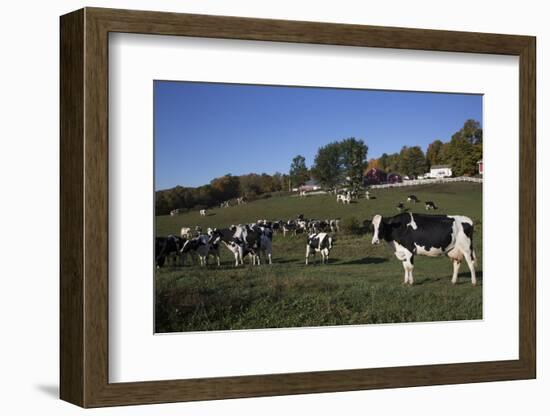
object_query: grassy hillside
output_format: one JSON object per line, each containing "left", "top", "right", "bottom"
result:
{"left": 155, "top": 182, "right": 482, "bottom": 332}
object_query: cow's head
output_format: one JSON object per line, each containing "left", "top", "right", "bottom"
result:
{"left": 207, "top": 230, "right": 220, "bottom": 245}
{"left": 371, "top": 215, "right": 402, "bottom": 244}
{"left": 371, "top": 215, "right": 384, "bottom": 245}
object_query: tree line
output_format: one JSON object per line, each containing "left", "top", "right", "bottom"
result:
{"left": 367, "top": 119, "right": 482, "bottom": 178}
{"left": 155, "top": 172, "right": 291, "bottom": 215}
{"left": 156, "top": 119, "right": 481, "bottom": 215}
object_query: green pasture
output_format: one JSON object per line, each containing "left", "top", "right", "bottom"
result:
{"left": 155, "top": 182, "right": 482, "bottom": 332}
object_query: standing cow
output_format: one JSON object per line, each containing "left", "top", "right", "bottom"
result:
{"left": 305, "top": 232, "right": 334, "bottom": 265}
{"left": 155, "top": 235, "right": 185, "bottom": 268}
{"left": 371, "top": 212, "right": 477, "bottom": 285}
{"left": 181, "top": 234, "right": 220, "bottom": 266}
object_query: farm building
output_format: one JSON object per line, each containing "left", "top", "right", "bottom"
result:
{"left": 477, "top": 160, "right": 483, "bottom": 176}
{"left": 364, "top": 168, "right": 387, "bottom": 185}
{"left": 428, "top": 165, "right": 453, "bottom": 178}
{"left": 298, "top": 179, "right": 322, "bottom": 192}
{"left": 387, "top": 172, "right": 403, "bottom": 184}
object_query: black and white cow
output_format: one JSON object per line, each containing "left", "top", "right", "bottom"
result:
{"left": 371, "top": 212, "right": 477, "bottom": 285}
{"left": 251, "top": 227, "right": 273, "bottom": 265}
{"left": 329, "top": 219, "right": 341, "bottom": 233}
{"left": 181, "top": 234, "right": 220, "bottom": 266}
{"left": 208, "top": 225, "right": 263, "bottom": 266}
{"left": 305, "top": 232, "right": 334, "bottom": 265}
{"left": 425, "top": 201, "right": 437, "bottom": 210}
{"left": 407, "top": 195, "right": 419, "bottom": 203}
{"left": 155, "top": 235, "right": 185, "bottom": 268}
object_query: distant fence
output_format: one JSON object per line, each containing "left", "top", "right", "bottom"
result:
{"left": 369, "top": 176, "right": 482, "bottom": 189}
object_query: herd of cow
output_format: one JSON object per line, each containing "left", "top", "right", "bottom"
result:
{"left": 156, "top": 196, "right": 479, "bottom": 285}
{"left": 156, "top": 215, "right": 340, "bottom": 270}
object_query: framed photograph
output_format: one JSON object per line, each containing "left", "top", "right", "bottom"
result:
{"left": 60, "top": 7, "right": 536, "bottom": 408}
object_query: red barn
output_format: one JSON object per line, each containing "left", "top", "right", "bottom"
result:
{"left": 387, "top": 172, "right": 403, "bottom": 184}
{"left": 364, "top": 168, "right": 387, "bottom": 185}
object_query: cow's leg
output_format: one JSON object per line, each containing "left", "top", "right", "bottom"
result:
{"left": 401, "top": 261, "right": 409, "bottom": 284}
{"left": 268, "top": 252, "right": 272, "bottom": 265}
{"left": 406, "top": 260, "right": 414, "bottom": 285}
{"left": 451, "top": 259, "right": 461, "bottom": 284}
{"left": 233, "top": 252, "right": 239, "bottom": 267}
{"left": 216, "top": 255, "right": 220, "bottom": 267}
{"left": 402, "top": 255, "right": 414, "bottom": 285}
{"left": 464, "top": 252, "right": 477, "bottom": 286}
{"left": 305, "top": 245, "right": 310, "bottom": 265}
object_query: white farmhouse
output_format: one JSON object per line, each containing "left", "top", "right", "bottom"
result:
{"left": 428, "top": 165, "right": 452, "bottom": 178}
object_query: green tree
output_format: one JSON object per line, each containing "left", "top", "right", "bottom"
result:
{"left": 311, "top": 142, "right": 343, "bottom": 189}
{"left": 402, "top": 146, "right": 427, "bottom": 178}
{"left": 340, "top": 138, "right": 368, "bottom": 189}
{"left": 378, "top": 153, "right": 390, "bottom": 171}
{"left": 426, "top": 139, "right": 444, "bottom": 167}
{"left": 445, "top": 120, "right": 483, "bottom": 176}
{"left": 289, "top": 155, "right": 309, "bottom": 188}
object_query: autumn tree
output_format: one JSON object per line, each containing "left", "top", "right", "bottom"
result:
{"left": 209, "top": 174, "right": 240, "bottom": 201}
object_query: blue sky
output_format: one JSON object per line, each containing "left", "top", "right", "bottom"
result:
{"left": 154, "top": 81, "right": 482, "bottom": 190}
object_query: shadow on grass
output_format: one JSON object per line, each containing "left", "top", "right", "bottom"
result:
{"left": 336, "top": 257, "right": 388, "bottom": 265}
{"left": 415, "top": 270, "right": 483, "bottom": 286}
{"left": 274, "top": 258, "right": 301, "bottom": 264}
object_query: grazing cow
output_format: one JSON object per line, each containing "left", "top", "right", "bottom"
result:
{"left": 181, "top": 234, "right": 220, "bottom": 266}
{"left": 396, "top": 202, "right": 405, "bottom": 212}
{"left": 236, "top": 196, "right": 247, "bottom": 205}
{"left": 199, "top": 209, "right": 207, "bottom": 216}
{"left": 309, "top": 220, "right": 329, "bottom": 233}
{"left": 156, "top": 235, "right": 185, "bottom": 268}
{"left": 329, "top": 219, "right": 341, "bottom": 233}
{"left": 208, "top": 225, "right": 261, "bottom": 266}
{"left": 305, "top": 232, "right": 334, "bottom": 265}
{"left": 169, "top": 209, "right": 179, "bottom": 216}
{"left": 425, "top": 201, "right": 437, "bottom": 210}
{"left": 371, "top": 212, "right": 477, "bottom": 285}
{"left": 282, "top": 221, "right": 297, "bottom": 237}
{"left": 208, "top": 228, "right": 242, "bottom": 266}
{"left": 407, "top": 195, "right": 419, "bottom": 203}
{"left": 180, "top": 227, "right": 192, "bottom": 239}
{"left": 271, "top": 220, "right": 283, "bottom": 234}
{"left": 337, "top": 193, "right": 351, "bottom": 204}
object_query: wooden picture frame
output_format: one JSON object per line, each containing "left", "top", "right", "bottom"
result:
{"left": 60, "top": 7, "right": 536, "bottom": 408}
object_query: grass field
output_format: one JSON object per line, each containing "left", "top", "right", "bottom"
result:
{"left": 155, "top": 182, "right": 482, "bottom": 333}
